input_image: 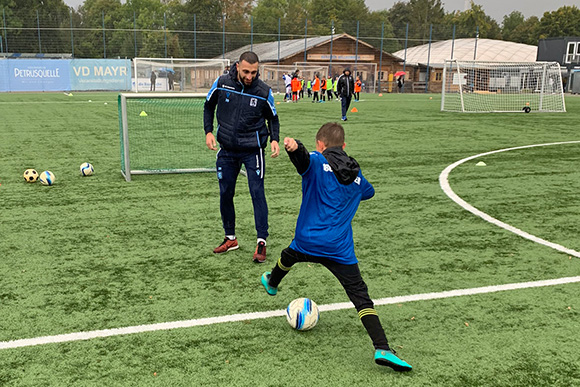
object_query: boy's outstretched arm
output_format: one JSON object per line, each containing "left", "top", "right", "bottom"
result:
{"left": 284, "top": 137, "right": 310, "bottom": 175}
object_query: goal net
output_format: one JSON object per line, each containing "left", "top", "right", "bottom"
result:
{"left": 118, "top": 93, "right": 215, "bottom": 182}
{"left": 259, "top": 64, "right": 327, "bottom": 94}
{"left": 441, "top": 60, "right": 566, "bottom": 113}
{"left": 133, "top": 58, "right": 229, "bottom": 93}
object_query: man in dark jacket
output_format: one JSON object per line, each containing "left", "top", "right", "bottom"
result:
{"left": 337, "top": 68, "right": 355, "bottom": 121}
{"left": 204, "top": 51, "right": 280, "bottom": 263}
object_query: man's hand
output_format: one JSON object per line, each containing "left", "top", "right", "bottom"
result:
{"left": 271, "top": 141, "right": 280, "bottom": 158}
{"left": 205, "top": 132, "right": 217, "bottom": 151}
{"left": 284, "top": 137, "right": 298, "bottom": 152}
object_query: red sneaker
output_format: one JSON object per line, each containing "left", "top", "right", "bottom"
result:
{"left": 253, "top": 241, "right": 267, "bottom": 263}
{"left": 213, "top": 238, "right": 239, "bottom": 254}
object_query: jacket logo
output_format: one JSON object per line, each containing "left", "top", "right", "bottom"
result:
{"left": 250, "top": 98, "right": 258, "bottom": 107}
{"left": 323, "top": 164, "right": 333, "bottom": 172}
{"left": 354, "top": 176, "right": 361, "bottom": 185}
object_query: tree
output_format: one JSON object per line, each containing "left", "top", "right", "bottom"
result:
{"left": 445, "top": 1, "right": 501, "bottom": 40}
{"left": 501, "top": 11, "right": 525, "bottom": 42}
{"left": 77, "top": 0, "right": 123, "bottom": 57}
{"left": 251, "top": 0, "right": 286, "bottom": 41}
{"left": 0, "top": 0, "right": 71, "bottom": 54}
{"left": 537, "top": 6, "right": 580, "bottom": 39}
{"left": 509, "top": 16, "right": 540, "bottom": 46}
{"left": 308, "top": 0, "right": 370, "bottom": 36}
{"left": 387, "top": 0, "right": 445, "bottom": 46}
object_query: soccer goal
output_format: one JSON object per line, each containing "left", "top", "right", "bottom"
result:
{"left": 118, "top": 93, "right": 215, "bottom": 182}
{"left": 441, "top": 60, "right": 566, "bottom": 113}
{"left": 133, "top": 58, "right": 229, "bottom": 93}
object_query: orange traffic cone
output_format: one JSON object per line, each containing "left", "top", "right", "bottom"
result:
{"left": 378, "top": 93, "right": 383, "bottom": 97}
{"left": 351, "top": 107, "right": 358, "bottom": 113}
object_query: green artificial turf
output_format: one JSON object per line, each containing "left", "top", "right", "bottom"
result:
{"left": 0, "top": 92, "right": 579, "bottom": 386}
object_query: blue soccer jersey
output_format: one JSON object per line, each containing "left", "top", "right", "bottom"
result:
{"left": 289, "top": 151, "right": 375, "bottom": 264}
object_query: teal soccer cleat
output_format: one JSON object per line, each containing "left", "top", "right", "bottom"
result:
{"left": 261, "top": 272, "right": 277, "bottom": 296}
{"left": 374, "top": 349, "right": 412, "bottom": 372}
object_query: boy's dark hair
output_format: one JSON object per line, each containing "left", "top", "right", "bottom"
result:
{"left": 239, "top": 51, "right": 259, "bottom": 64}
{"left": 316, "top": 122, "right": 345, "bottom": 148}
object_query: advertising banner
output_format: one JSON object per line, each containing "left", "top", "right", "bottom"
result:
{"left": 70, "top": 59, "right": 131, "bottom": 91}
{"left": 0, "top": 60, "right": 8, "bottom": 92}
{"left": 7, "top": 59, "right": 71, "bottom": 91}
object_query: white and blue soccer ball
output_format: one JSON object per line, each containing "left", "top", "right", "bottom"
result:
{"left": 39, "top": 171, "right": 55, "bottom": 186}
{"left": 286, "top": 298, "right": 319, "bottom": 331}
{"left": 80, "top": 162, "right": 94, "bottom": 176}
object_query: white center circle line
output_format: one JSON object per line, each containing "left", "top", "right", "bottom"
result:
{"left": 439, "top": 140, "right": 580, "bottom": 258}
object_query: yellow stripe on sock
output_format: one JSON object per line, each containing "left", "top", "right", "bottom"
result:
{"left": 358, "top": 308, "right": 378, "bottom": 319}
{"left": 277, "top": 258, "right": 291, "bottom": 272}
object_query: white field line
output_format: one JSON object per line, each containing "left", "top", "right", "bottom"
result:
{"left": 0, "top": 101, "right": 115, "bottom": 104}
{"left": 439, "top": 140, "right": 580, "bottom": 258}
{"left": 1, "top": 275, "right": 579, "bottom": 351}
{"left": 2, "top": 141, "right": 580, "bottom": 351}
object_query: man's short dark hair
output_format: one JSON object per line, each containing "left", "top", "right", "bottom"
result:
{"left": 239, "top": 51, "right": 259, "bottom": 64}
{"left": 316, "top": 122, "right": 345, "bottom": 148}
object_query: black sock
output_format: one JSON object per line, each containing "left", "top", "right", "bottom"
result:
{"left": 359, "top": 309, "right": 390, "bottom": 350}
{"left": 268, "top": 256, "right": 293, "bottom": 287}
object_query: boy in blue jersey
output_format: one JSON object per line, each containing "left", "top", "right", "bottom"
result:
{"left": 260, "top": 122, "right": 412, "bottom": 371}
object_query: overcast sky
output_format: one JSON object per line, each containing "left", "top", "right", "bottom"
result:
{"left": 61, "top": 0, "right": 578, "bottom": 23}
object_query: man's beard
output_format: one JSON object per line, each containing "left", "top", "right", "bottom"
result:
{"left": 239, "top": 75, "right": 254, "bottom": 85}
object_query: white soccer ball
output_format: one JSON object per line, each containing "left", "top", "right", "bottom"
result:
{"left": 286, "top": 298, "right": 319, "bottom": 331}
{"left": 39, "top": 171, "right": 55, "bottom": 186}
{"left": 80, "top": 162, "right": 94, "bottom": 176}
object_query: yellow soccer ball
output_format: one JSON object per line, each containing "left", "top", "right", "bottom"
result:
{"left": 23, "top": 169, "right": 39, "bottom": 183}
{"left": 39, "top": 171, "right": 55, "bottom": 186}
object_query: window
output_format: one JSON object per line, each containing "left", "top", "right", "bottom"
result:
{"left": 435, "top": 72, "right": 442, "bottom": 81}
{"left": 566, "top": 42, "right": 577, "bottom": 63}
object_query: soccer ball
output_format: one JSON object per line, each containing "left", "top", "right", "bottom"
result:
{"left": 286, "top": 298, "right": 319, "bottom": 331}
{"left": 23, "top": 169, "right": 39, "bottom": 183}
{"left": 80, "top": 162, "right": 94, "bottom": 176}
{"left": 39, "top": 171, "right": 55, "bottom": 186}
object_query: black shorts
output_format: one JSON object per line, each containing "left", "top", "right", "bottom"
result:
{"left": 281, "top": 247, "right": 374, "bottom": 311}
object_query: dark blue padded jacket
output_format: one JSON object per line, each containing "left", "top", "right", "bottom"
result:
{"left": 203, "top": 63, "right": 280, "bottom": 150}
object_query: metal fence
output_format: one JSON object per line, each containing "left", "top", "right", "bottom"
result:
{"left": 0, "top": 8, "right": 487, "bottom": 60}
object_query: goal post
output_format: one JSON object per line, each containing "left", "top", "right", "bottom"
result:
{"left": 118, "top": 92, "right": 215, "bottom": 182}
{"left": 133, "top": 58, "right": 229, "bottom": 93}
{"left": 441, "top": 60, "right": 566, "bottom": 113}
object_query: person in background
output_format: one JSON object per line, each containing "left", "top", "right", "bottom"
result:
{"left": 283, "top": 72, "right": 292, "bottom": 102}
{"left": 326, "top": 76, "right": 334, "bottom": 101}
{"left": 150, "top": 70, "right": 157, "bottom": 91}
{"left": 337, "top": 68, "right": 354, "bottom": 121}
{"left": 354, "top": 76, "right": 362, "bottom": 101}
{"left": 397, "top": 75, "right": 404, "bottom": 93}
{"left": 168, "top": 71, "right": 175, "bottom": 91}
{"left": 312, "top": 74, "right": 320, "bottom": 103}
{"left": 320, "top": 76, "right": 327, "bottom": 102}
{"left": 291, "top": 75, "right": 301, "bottom": 103}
